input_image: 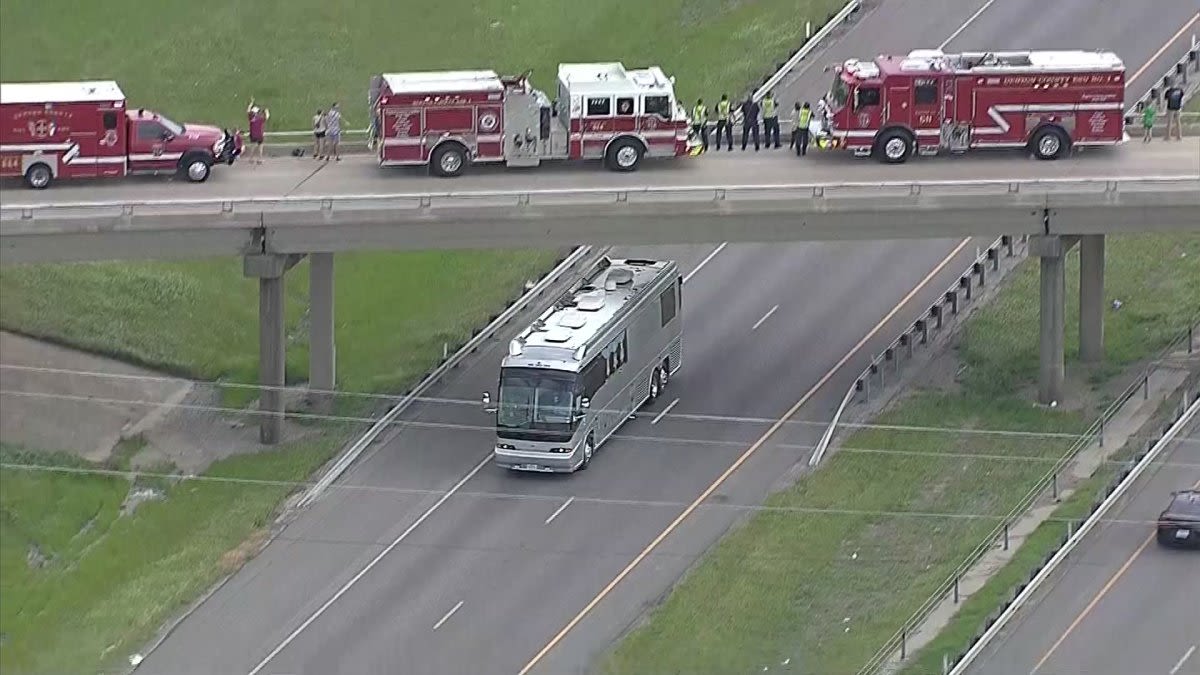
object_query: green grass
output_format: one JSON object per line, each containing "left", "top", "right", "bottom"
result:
{"left": 1186, "top": 95, "right": 1200, "bottom": 113}
{"left": 0, "top": 250, "right": 561, "bottom": 398}
{"left": 896, "top": 375, "right": 1198, "bottom": 675}
{"left": 597, "top": 233, "right": 1200, "bottom": 675}
{"left": 0, "top": 0, "right": 846, "bottom": 131}
{"left": 0, "top": 435, "right": 343, "bottom": 674}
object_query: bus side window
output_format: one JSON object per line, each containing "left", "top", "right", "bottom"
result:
{"left": 581, "top": 357, "right": 607, "bottom": 398}
{"left": 659, "top": 287, "right": 677, "bottom": 327}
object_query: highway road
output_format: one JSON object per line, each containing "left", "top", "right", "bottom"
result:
{"left": 127, "top": 2, "right": 1200, "bottom": 675}
{"left": 966, "top": 419, "right": 1200, "bottom": 675}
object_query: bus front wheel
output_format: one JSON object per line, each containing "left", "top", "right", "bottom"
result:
{"left": 579, "top": 437, "right": 594, "bottom": 471}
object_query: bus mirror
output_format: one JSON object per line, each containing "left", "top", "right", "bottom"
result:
{"left": 580, "top": 397, "right": 591, "bottom": 409}
{"left": 482, "top": 392, "right": 496, "bottom": 413}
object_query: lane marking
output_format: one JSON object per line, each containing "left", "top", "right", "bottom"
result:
{"left": 938, "top": 0, "right": 996, "bottom": 50}
{"left": 544, "top": 497, "right": 575, "bottom": 525}
{"left": 246, "top": 455, "right": 491, "bottom": 675}
{"left": 683, "top": 243, "right": 727, "bottom": 283}
{"left": 651, "top": 398, "right": 680, "bottom": 425}
{"left": 1170, "top": 645, "right": 1196, "bottom": 675}
{"left": 432, "top": 600, "right": 464, "bottom": 631}
{"left": 516, "top": 237, "right": 973, "bottom": 675}
{"left": 1128, "top": 11, "right": 1200, "bottom": 85}
{"left": 1032, "top": 476, "right": 1200, "bottom": 674}
{"left": 751, "top": 305, "right": 779, "bottom": 331}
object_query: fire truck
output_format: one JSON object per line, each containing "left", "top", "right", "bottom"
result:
{"left": 0, "top": 80, "right": 241, "bottom": 189}
{"left": 368, "top": 63, "right": 697, "bottom": 177}
{"left": 813, "top": 49, "right": 1127, "bottom": 163}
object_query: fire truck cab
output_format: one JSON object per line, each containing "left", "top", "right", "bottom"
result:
{"left": 0, "top": 80, "right": 241, "bottom": 189}
{"left": 369, "top": 63, "right": 695, "bottom": 178}
{"left": 815, "top": 49, "right": 1127, "bottom": 163}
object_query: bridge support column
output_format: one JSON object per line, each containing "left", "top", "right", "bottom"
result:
{"left": 244, "top": 253, "right": 303, "bottom": 445}
{"left": 1031, "top": 235, "right": 1066, "bottom": 405}
{"left": 308, "top": 253, "right": 336, "bottom": 413}
{"left": 1079, "top": 234, "right": 1105, "bottom": 363}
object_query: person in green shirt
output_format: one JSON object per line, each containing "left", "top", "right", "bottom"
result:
{"left": 1142, "top": 102, "right": 1156, "bottom": 143}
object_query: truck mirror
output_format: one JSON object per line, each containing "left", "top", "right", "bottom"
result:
{"left": 580, "top": 397, "right": 590, "bottom": 409}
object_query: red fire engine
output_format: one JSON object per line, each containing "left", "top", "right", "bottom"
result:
{"left": 0, "top": 80, "right": 242, "bottom": 189}
{"left": 812, "top": 49, "right": 1127, "bottom": 163}
{"left": 368, "top": 63, "right": 697, "bottom": 177}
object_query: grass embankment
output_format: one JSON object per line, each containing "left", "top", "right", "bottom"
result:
{"left": 0, "top": 0, "right": 845, "bottom": 130}
{"left": 0, "top": 438, "right": 342, "bottom": 674}
{"left": 0, "top": 251, "right": 560, "bottom": 403}
{"left": 599, "top": 233, "right": 1200, "bottom": 675}
{"left": 0, "top": 1, "right": 845, "bottom": 672}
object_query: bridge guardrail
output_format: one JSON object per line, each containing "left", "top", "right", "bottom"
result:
{"left": 4, "top": 176, "right": 1197, "bottom": 224}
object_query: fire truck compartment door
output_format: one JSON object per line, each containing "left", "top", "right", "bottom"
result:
{"left": 887, "top": 86, "right": 911, "bottom": 128}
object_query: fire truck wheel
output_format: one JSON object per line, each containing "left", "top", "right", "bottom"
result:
{"left": 431, "top": 143, "right": 468, "bottom": 178}
{"left": 181, "top": 155, "right": 213, "bottom": 183}
{"left": 605, "top": 138, "right": 644, "bottom": 172}
{"left": 874, "top": 129, "right": 913, "bottom": 164}
{"left": 1031, "top": 126, "right": 1069, "bottom": 160}
{"left": 24, "top": 163, "right": 52, "bottom": 190}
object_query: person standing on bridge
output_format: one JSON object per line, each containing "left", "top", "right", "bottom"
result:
{"left": 325, "top": 102, "right": 343, "bottom": 161}
{"left": 740, "top": 93, "right": 760, "bottom": 151}
{"left": 691, "top": 98, "right": 709, "bottom": 153}
{"left": 714, "top": 94, "right": 733, "bottom": 151}
{"left": 1163, "top": 82, "right": 1184, "bottom": 141}
{"left": 1141, "top": 100, "right": 1157, "bottom": 143}
{"left": 246, "top": 99, "right": 270, "bottom": 165}
{"left": 792, "top": 102, "right": 812, "bottom": 156}
{"left": 761, "top": 90, "right": 781, "bottom": 148}
{"left": 312, "top": 108, "right": 327, "bottom": 159}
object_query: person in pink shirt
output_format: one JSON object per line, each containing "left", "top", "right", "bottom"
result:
{"left": 246, "top": 98, "right": 270, "bottom": 164}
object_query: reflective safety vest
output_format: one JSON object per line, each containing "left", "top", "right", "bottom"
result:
{"left": 762, "top": 97, "right": 777, "bottom": 118}
{"left": 797, "top": 107, "right": 812, "bottom": 128}
{"left": 717, "top": 100, "right": 731, "bottom": 120}
{"left": 693, "top": 104, "right": 708, "bottom": 123}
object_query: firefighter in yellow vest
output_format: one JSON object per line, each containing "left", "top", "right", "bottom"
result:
{"left": 714, "top": 94, "right": 733, "bottom": 151}
{"left": 761, "top": 90, "right": 781, "bottom": 148}
{"left": 792, "top": 102, "right": 813, "bottom": 156}
{"left": 691, "top": 98, "right": 709, "bottom": 153}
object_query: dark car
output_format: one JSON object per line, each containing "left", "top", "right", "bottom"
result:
{"left": 1156, "top": 489, "right": 1200, "bottom": 548}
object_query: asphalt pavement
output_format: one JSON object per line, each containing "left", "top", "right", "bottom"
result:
{"left": 2, "top": 140, "right": 1196, "bottom": 208}
{"left": 966, "top": 419, "right": 1200, "bottom": 675}
{"left": 128, "top": 2, "right": 1200, "bottom": 674}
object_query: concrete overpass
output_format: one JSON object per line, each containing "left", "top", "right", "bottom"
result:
{"left": 2, "top": 143, "right": 1197, "bottom": 442}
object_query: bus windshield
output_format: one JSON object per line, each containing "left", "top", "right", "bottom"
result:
{"left": 496, "top": 367, "right": 577, "bottom": 440}
{"left": 829, "top": 74, "right": 849, "bottom": 110}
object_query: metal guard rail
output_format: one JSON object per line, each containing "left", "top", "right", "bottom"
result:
{"left": 855, "top": 315, "right": 1200, "bottom": 675}
{"left": 809, "top": 233, "right": 1010, "bottom": 468}
{"left": 3, "top": 176, "right": 1197, "bottom": 221}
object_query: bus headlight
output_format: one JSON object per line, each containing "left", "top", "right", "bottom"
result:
{"left": 549, "top": 447, "right": 573, "bottom": 454}
{"left": 496, "top": 443, "right": 515, "bottom": 450}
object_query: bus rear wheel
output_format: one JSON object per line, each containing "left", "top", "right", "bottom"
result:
{"left": 648, "top": 368, "right": 663, "bottom": 403}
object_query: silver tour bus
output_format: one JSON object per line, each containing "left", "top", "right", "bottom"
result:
{"left": 482, "top": 257, "right": 683, "bottom": 472}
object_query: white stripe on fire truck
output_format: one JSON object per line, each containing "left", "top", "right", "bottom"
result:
{"left": 128, "top": 153, "right": 184, "bottom": 162}
{"left": 65, "top": 156, "right": 128, "bottom": 166}
{"left": 61, "top": 143, "right": 81, "bottom": 164}
{"left": 0, "top": 142, "right": 76, "bottom": 152}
